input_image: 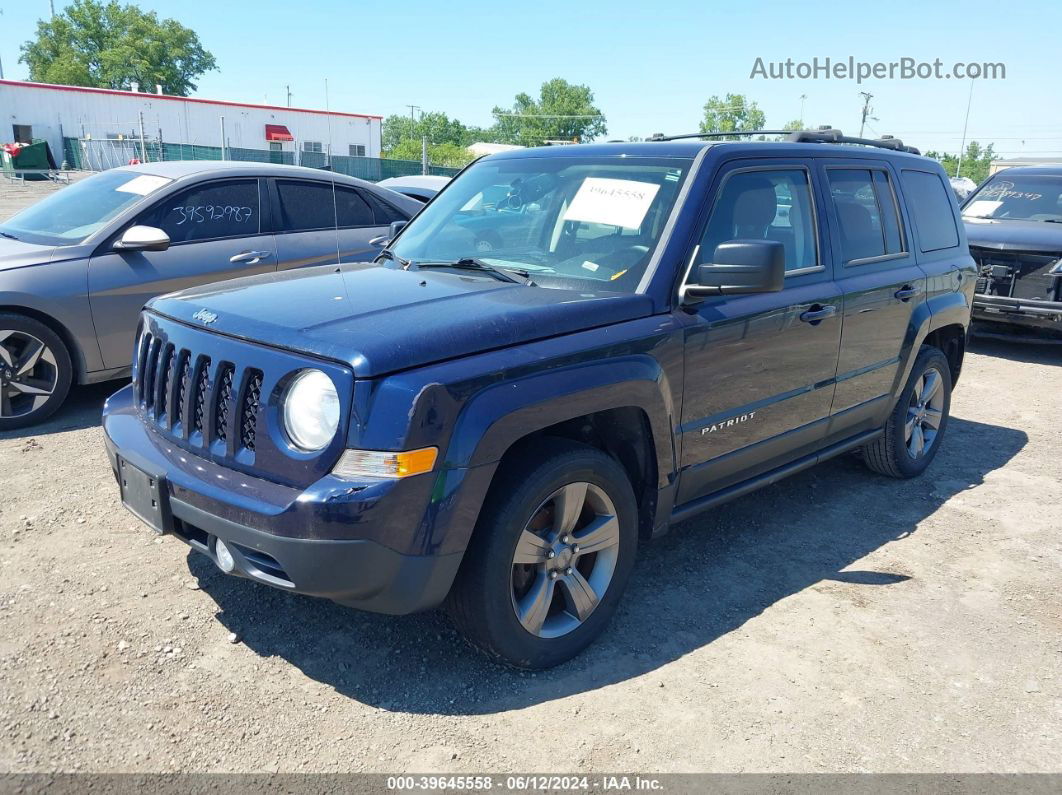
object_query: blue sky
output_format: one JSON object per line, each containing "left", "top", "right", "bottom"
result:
{"left": 1, "top": 0, "right": 1059, "bottom": 159}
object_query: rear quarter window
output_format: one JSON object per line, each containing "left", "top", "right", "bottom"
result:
{"left": 900, "top": 170, "right": 959, "bottom": 252}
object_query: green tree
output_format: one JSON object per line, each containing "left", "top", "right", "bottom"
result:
{"left": 386, "top": 139, "right": 476, "bottom": 168}
{"left": 20, "top": 0, "right": 216, "bottom": 96}
{"left": 698, "top": 94, "right": 766, "bottom": 139}
{"left": 490, "top": 78, "right": 607, "bottom": 147}
{"left": 382, "top": 111, "right": 477, "bottom": 151}
{"left": 925, "top": 141, "right": 996, "bottom": 185}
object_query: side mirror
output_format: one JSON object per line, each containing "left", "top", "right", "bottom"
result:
{"left": 682, "top": 240, "right": 785, "bottom": 303}
{"left": 114, "top": 225, "right": 170, "bottom": 252}
{"left": 370, "top": 220, "right": 408, "bottom": 249}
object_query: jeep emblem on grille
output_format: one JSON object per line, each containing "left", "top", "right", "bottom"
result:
{"left": 192, "top": 309, "right": 218, "bottom": 325}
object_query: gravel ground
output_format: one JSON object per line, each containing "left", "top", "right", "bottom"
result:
{"left": 0, "top": 339, "right": 1059, "bottom": 774}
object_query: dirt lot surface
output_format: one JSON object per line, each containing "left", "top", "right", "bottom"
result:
{"left": 0, "top": 337, "right": 1058, "bottom": 774}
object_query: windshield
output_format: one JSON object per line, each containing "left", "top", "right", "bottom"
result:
{"left": 391, "top": 156, "right": 691, "bottom": 291}
{"left": 0, "top": 170, "right": 172, "bottom": 245}
{"left": 962, "top": 175, "right": 1062, "bottom": 222}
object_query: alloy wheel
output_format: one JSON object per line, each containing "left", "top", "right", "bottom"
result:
{"left": 510, "top": 481, "right": 620, "bottom": 639}
{"left": 905, "top": 367, "right": 945, "bottom": 459}
{"left": 0, "top": 330, "right": 58, "bottom": 419}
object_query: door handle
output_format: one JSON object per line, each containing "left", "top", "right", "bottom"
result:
{"left": 230, "top": 250, "right": 272, "bottom": 264}
{"left": 368, "top": 235, "right": 388, "bottom": 247}
{"left": 894, "top": 285, "right": 921, "bottom": 302}
{"left": 799, "top": 304, "right": 837, "bottom": 324}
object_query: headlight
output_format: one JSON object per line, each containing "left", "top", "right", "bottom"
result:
{"left": 282, "top": 369, "right": 340, "bottom": 451}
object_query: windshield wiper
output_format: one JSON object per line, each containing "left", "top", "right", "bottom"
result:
{"left": 414, "top": 258, "right": 535, "bottom": 285}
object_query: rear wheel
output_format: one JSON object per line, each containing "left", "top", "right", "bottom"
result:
{"left": 0, "top": 313, "right": 73, "bottom": 431}
{"left": 447, "top": 439, "right": 638, "bottom": 669}
{"left": 862, "top": 346, "right": 952, "bottom": 478}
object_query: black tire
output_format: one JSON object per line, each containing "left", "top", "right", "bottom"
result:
{"left": 447, "top": 438, "right": 638, "bottom": 669}
{"left": 0, "top": 312, "right": 73, "bottom": 431}
{"left": 862, "top": 345, "right": 952, "bottom": 478}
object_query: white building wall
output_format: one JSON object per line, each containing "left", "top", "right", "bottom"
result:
{"left": 0, "top": 80, "right": 381, "bottom": 165}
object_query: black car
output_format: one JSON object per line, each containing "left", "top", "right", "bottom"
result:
{"left": 103, "top": 129, "right": 975, "bottom": 668}
{"left": 962, "top": 166, "right": 1062, "bottom": 338}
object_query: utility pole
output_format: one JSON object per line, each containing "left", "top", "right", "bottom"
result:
{"left": 406, "top": 105, "right": 420, "bottom": 135}
{"left": 138, "top": 111, "right": 147, "bottom": 163}
{"left": 286, "top": 85, "right": 292, "bottom": 107}
{"left": 421, "top": 136, "right": 428, "bottom": 175}
{"left": 858, "top": 92, "right": 874, "bottom": 137}
{"left": 49, "top": 0, "right": 55, "bottom": 18}
{"left": 219, "top": 116, "right": 226, "bottom": 160}
{"left": 799, "top": 94, "right": 807, "bottom": 126}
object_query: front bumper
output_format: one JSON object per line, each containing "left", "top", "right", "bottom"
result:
{"left": 972, "top": 293, "right": 1062, "bottom": 334}
{"left": 102, "top": 384, "right": 467, "bottom": 614}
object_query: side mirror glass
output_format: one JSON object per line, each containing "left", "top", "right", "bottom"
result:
{"left": 682, "top": 240, "right": 786, "bottom": 303}
{"left": 114, "top": 225, "right": 170, "bottom": 252}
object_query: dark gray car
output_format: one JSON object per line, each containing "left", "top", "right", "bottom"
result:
{"left": 0, "top": 161, "right": 421, "bottom": 429}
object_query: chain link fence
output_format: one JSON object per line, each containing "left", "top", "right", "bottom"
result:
{"left": 61, "top": 137, "right": 460, "bottom": 182}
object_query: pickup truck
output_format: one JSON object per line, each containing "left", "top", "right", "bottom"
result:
{"left": 102, "top": 130, "right": 976, "bottom": 668}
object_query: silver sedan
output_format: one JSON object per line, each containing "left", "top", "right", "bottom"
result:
{"left": 0, "top": 161, "right": 420, "bottom": 429}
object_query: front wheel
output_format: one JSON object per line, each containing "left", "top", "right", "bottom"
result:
{"left": 0, "top": 313, "right": 73, "bottom": 431}
{"left": 861, "top": 345, "right": 952, "bottom": 478}
{"left": 447, "top": 439, "right": 638, "bottom": 669}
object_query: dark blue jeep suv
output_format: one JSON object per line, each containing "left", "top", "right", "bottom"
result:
{"left": 103, "top": 130, "right": 976, "bottom": 668}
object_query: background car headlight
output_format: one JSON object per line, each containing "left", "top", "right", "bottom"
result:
{"left": 282, "top": 369, "right": 340, "bottom": 451}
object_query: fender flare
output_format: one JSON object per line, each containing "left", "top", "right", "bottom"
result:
{"left": 447, "top": 354, "right": 677, "bottom": 489}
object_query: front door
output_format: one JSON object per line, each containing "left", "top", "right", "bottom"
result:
{"left": 677, "top": 161, "right": 842, "bottom": 504}
{"left": 88, "top": 177, "right": 277, "bottom": 369}
{"left": 818, "top": 161, "right": 928, "bottom": 440}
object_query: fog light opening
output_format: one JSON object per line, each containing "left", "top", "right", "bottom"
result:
{"left": 214, "top": 538, "right": 236, "bottom": 573}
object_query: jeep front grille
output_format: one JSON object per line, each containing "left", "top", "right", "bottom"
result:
{"left": 136, "top": 333, "right": 260, "bottom": 456}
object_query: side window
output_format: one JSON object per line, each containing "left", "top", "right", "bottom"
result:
{"left": 901, "top": 169, "right": 960, "bottom": 252}
{"left": 147, "top": 180, "right": 259, "bottom": 244}
{"left": 365, "top": 192, "right": 407, "bottom": 225}
{"left": 699, "top": 168, "right": 818, "bottom": 273}
{"left": 275, "top": 180, "right": 337, "bottom": 232}
{"left": 827, "top": 168, "right": 905, "bottom": 263}
{"left": 333, "top": 187, "right": 375, "bottom": 227}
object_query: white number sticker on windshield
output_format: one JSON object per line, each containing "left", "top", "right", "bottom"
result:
{"left": 563, "top": 177, "right": 661, "bottom": 230}
{"left": 115, "top": 175, "right": 172, "bottom": 195}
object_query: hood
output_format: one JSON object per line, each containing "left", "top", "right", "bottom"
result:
{"left": 147, "top": 264, "right": 655, "bottom": 377}
{"left": 963, "top": 218, "right": 1062, "bottom": 254}
{"left": 0, "top": 237, "right": 58, "bottom": 272}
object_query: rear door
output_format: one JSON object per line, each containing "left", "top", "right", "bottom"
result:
{"left": 677, "top": 159, "right": 843, "bottom": 503}
{"left": 270, "top": 178, "right": 391, "bottom": 270}
{"left": 88, "top": 177, "right": 276, "bottom": 369}
{"left": 818, "top": 160, "right": 927, "bottom": 440}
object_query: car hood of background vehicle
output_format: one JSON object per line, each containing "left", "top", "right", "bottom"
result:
{"left": 964, "top": 218, "right": 1062, "bottom": 254}
{"left": 0, "top": 237, "right": 58, "bottom": 273}
{"left": 147, "top": 264, "right": 655, "bottom": 377}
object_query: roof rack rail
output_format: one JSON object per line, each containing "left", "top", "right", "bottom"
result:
{"left": 784, "top": 127, "right": 921, "bottom": 155}
{"left": 648, "top": 127, "right": 921, "bottom": 155}
{"left": 648, "top": 130, "right": 794, "bottom": 141}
